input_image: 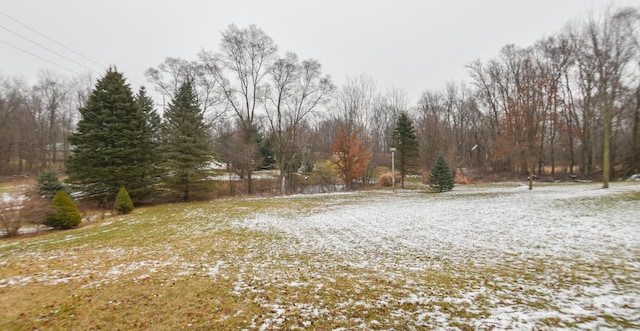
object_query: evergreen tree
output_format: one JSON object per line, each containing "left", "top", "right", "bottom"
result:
{"left": 134, "top": 86, "right": 163, "bottom": 199}
{"left": 392, "top": 111, "right": 420, "bottom": 189}
{"left": 161, "top": 80, "right": 213, "bottom": 201}
{"left": 115, "top": 186, "right": 134, "bottom": 214}
{"left": 67, "top": 68, "right": 156, "bottom": 203}
{"left": 46, "top": 191, "right": 81, "bottom": 229}
{"left": 37, "top": 170, "right": 65, "bottom": 199}
{"left": 429, "top": 152, "right": 454, "bottom": 192}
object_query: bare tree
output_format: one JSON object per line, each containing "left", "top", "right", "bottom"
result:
{"left": 467, "top": 44, "right": 550, "bottom": 186}
{"left": 0, "top": 76, "right": 30, "bottom": 175}
{"left": 264, "top": 53, "right": 334, "bottom": 193}
{"left": 146, "top": 57, "right": 226, "bottom": 123}
{"left": 34, "top": 70, "right": 69, "bottom": 167}
{"left": 371, "top": 87, "right": 408, "bottom": 154}
{"left": 580, "top": 7, "right": 639, "bottom": 187}
{"left": 334, "top": 75, "right": 377, "bottom": 131}
{"left": 416, "top": 89, "right": 447, "bottom": 169}
{"left": 199, "top": 24, "right": 278, "bottom": 194}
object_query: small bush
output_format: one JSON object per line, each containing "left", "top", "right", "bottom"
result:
{"left": 115, "top": 186, "right": 134, "bottom": 214}
{"left": 46, "top": 191, "right": 81, "bottom": 229}
{"left": 37, "top": 170, "right": 66, "bottom": 199}
{"left": 378, "top": 172, "right": 393, "bottom": 187}
{"left": 0, "top": 200, "right": 22, "bottom": 236}
{"left": 378, "top": 172, "right": 401, "bottom": 187}
{"left": 20, "top": 192, "right": 53, "bottom": 230}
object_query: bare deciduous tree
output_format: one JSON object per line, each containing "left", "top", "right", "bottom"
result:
{"left": 264, "top": 53, "right": 334, "bottom": 193}
{"left": 199, "top": 24, "right": 278, "bottom": 194}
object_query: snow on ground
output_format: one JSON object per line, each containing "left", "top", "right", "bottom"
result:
{"left": 1, "top": 183, "right": 638, "bottom": 329}
{"left": 235, "top": 183, "right": 640, "bottom": 329}
{"left": 0, "top": 192, "right": 26, "bottom": 205}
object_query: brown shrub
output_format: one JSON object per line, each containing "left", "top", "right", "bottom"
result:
{"left": 1, "top": 190, "right": 52, "bottom": 236}
{"left": 0, "top": 201, "right": 22, "bottom": 236}
{"left": 378, "top": 172, "right": 402, "bottom": 187}
{"left": 378, "top": 172, "right": 393, "bottom": 187}
{"left": 20, "top": 194, "right": 52, "bottom": 227}
{"left": 455, "top": 173, "right": 471, "bottom": 185}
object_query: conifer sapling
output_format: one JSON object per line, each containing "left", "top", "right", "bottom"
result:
{"left": 116, "top": 186, "right": 134, "bottom": 214}
{"left": 429, "top": 152, "right": 454, "bottom": 192}
{"left": 46, "top": 191, "right": 82, "bottom": 229}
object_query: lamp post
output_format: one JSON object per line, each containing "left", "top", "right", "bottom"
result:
{"left": 390, "top": 147, "right": 396, "bottom": 191}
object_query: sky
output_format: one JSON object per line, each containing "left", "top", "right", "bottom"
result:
{"left": 1, "top": 0, "right": 638, "bottom": 106}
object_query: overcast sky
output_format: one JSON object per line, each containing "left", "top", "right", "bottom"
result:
{"left": 1, "top": 0, "right": 638, "bottom": 105}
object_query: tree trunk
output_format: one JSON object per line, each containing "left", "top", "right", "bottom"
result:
{"left": 633, "top": 86, "right": 640, "bottom": 173}
{"left": 602, "top": 105, "right": 611, "bottom": 189}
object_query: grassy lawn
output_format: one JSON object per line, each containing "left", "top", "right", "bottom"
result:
{"left": 1, "top": 183, "right": 639, "bottom": 330}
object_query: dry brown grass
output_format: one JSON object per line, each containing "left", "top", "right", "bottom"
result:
{"left": 1, "top": 186, "right": 638, "bottom": 330}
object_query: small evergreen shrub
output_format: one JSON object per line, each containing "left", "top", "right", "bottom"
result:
{"left": 429, "top": 152, "right": 454, "bottom": 192}
{"left": 37, "top": 170, "right": 65, "bottom": 199}
{"left": 46, "top": 191, "right": 82, "bottom": 229}
{"left": 116, "top": 186, "right": 134, "bottom": 214}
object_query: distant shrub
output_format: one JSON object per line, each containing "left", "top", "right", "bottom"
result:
{"left": 46, "top": 191, "right": 81, "bottom": 229}
{"left": 455, "top": 173, "right": 471, "bottom": 185}
{"left": 378, "top": 172, "right": 401, "bottom": 187}
{"left": 378, "top": 172, "right": 393, "bottom": 187}
{"left": 115, "top": 186, "right": 134, "bottom": 214}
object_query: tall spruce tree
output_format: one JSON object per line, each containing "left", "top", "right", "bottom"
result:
{"left": 135, "top": 86, "right": 163, "bottom": 199}
{"left": 429, "top": 152, "right": 454, "bottom": 192}
{"left": 161, "top": 80, "right": 212, "bottom": 201}
{"left": 392, "top": 111, "right": 420, "bottom": 189}
{"left": 67, "top": 68, "right": 156, "bottom": 203}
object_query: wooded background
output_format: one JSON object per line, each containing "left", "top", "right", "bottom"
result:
{"left": 1, "top": 7, "right": 638, "bottom": 186}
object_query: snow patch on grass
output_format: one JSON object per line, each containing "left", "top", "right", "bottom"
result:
{"left": 233, "top": 183, "right": 640, "bottom": 329}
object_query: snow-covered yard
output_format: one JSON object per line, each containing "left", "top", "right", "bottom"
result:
{"left": 1, "top": 182, "right": 638, "bottom": 330}
{"left": 234, "top": 183, "right": 640, "bottom": 329}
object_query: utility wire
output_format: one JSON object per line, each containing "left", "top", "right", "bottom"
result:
{"left": 0, "top": 38, "right": 81, "bottom": 76}
{"left": 0, "top": 24, "right": 102, "bottom": 76}
{"left": 0, "top": 10, "right": 147, "bottom": 89}
{"left": 0, "top": 9, "right": 105, "bottom": 71}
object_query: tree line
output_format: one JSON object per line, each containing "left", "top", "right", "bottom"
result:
{"left": 0, "top": 71, "right": 93, "bottom": 174}
{"left": 1, "top": 7, "right": 637, "bottom": 199}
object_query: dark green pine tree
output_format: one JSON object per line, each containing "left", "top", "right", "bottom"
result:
{"left": 67, "top": 68, "right": 155, "bottom": 203}
{"left": 429, "top": 152, "right": 454, "bottom": 192}
{"left": 392, "top": 111, "right": 420, "bottom": 189}
{"left": 134, "top": 86, "right": 163, "bottom": 200}
{"left": 161, "top": 80, "right": 213, "bottom": 201}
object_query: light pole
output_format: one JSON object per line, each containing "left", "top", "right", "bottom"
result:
{"left": 390, "top": 147, "right": 396, "bottom": 191}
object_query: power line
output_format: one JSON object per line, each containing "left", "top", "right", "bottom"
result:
{"left": 0, "top": 10, "right": 147, "bottom": 89}
{"left": 0, "top": 38, "right": 81, "bottom": 76}
{"left": 0, "top": 9, "right": 106, "bottom": 71}
{"left": 0, "top": 24, "right": 102, "bottom": 76}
